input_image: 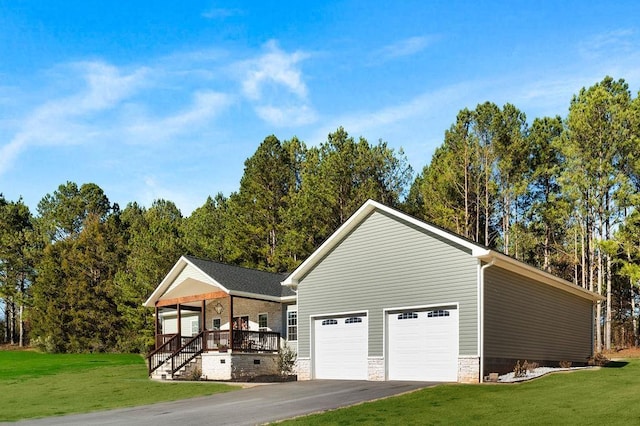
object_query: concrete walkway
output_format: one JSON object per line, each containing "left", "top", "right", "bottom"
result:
{"left": 13, "top": 380, "right": 435, "bottom": 426}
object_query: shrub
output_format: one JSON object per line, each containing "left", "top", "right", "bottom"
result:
{"left": 559, "top": 360, "right": 572, "bottom": 368}
{"left": 188, "top": 366, "right": 202, "bottom": 381}
{"left": 526, "top": 361, "right": 539, "bottom": 372}
{"left": 278, "top": 342, "right": 297, "bottom": 376}
{"left": 32, "top": 335, "right": 63, "bottom": 354}
{"left": 513, "top": 360, "right": 527, "bottom": 378}
{"left": 588, "top": 353, "right": 610, "bottom": 366}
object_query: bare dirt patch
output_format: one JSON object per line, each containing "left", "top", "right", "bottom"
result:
{"left": 604, "top": 347, "right": 640, "bottom": 359}
{"left": 0, "top": 344, "right": 33, "bottom": 351}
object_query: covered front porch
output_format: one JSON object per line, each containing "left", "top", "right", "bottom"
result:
{"left": 143, "top": 255, "right": 295, "bottom": 380}
{"left": 147, "top": 291, "right": 281, "bottom": 378}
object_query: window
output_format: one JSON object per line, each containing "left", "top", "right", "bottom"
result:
{"left": 427, "top": 310, "right": 450, "bottom": 318}
{"left": 287, "top": 309, "right": 297, "bottom": 341}
{"left": 321, "top": 319, "right": 338, "bottom": 325}
{"left": 398, "top": 312, "right": 419, "bottom": 320}
{"left": 345, "top": 317, "right": 362, "bottom": 324}
{"left": 212, "top": 318, "right": 221, "bottom": 330}
{"left": 258, "top": 313, "right": 268, "bottom": 331}
{"left": 190, "top": 319, "right": 199, "bottom": 336}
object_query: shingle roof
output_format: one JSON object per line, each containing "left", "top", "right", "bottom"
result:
{"left": 184, "top": 255, "right": 295, "bottom": 299}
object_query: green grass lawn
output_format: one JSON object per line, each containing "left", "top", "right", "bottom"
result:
{"left": 0, "top": 350, "right": 235, "bottom": 422}
{"left": 283, "top": 359, "right": 640, "bottom": 425}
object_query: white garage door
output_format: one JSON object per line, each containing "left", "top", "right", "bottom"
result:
{"left": 388, "top": 308, "right": 459, "bottom": 381}
{"left": 314, "top": 314, "right": 367, "bottom": 380}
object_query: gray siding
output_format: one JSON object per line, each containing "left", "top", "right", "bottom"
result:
{"left": 297, "top": 210, "right": 479, "bottom": 358}
{"left": 484, "top": 267, "right": 594, "bottom": 364}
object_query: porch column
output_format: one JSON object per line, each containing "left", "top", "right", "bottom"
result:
{"left": 229, "top": 295, "right": 234, "bottom": 351}
{"left": 154, "top": 306, "right": 159, "bottom": 349}
{"left": 177, "top": 303, "right": 182, "bottom": 337}
{"left": 201, "top": 299, "right": 206, "bottom": 332}
{"left": 201, "top": 299, "right": 207, "bottom": 351}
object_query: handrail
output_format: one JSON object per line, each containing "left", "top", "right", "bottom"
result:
{"left": 147, "top": 334, "right": 180, "bottom": 375}
{"left": 170, "top": 331, "right": 204, "bottom": 375}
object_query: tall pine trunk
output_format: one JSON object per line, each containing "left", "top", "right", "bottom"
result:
{"left": 632, "top": 283, "right": 638, "bottom": 347}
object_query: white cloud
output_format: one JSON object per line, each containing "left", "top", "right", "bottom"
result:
{"left": 371, "top": 36, "right": 436, "bottom": 63}
{"left": 579, "top": 29, "right": 637, "bottom": 60}
{"left": 76, "top": 62, "right": 150, "bottom": 111}
{"left": 255, "top": 104, "right": 318, "bottom": 127}
{"left": 309, "top": 81, "right": 480, "bottom": 144}
{"left": 241, "top": 40, "right": 310, "bottom": 101}
{"left": 0, "top": 61, "right": 149, "bottom": 174}
{"left": 125, "top": 90, "right": 232, "bottom": 143}
{"left": 138, "top": 175, "right": 203, "bottom": 215}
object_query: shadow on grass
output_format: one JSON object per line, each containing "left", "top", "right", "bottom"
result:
{"left": 603, "top": 361, "right": 628, "bottom": 368}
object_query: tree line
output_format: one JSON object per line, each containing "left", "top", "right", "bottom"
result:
{"left": 1, "top": 76, "right": 638, "bottom": 353}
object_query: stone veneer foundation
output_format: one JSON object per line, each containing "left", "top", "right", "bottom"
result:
{"left": 295, "top": 358, "right": 312, "bottom": 380}
{"left": 457, "top": 356, "right": 480, "bottom": 383}
{"left": 367, "top": 357, "right": 385, "bottom": 381}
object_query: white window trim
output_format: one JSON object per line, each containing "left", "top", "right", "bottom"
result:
{"left": 287, "top": 305, "right": 298, "bottom": 342}
{"left": 211, "top": 318, "right": 221, "bottom": 330}
{"left": 258, "top": 313, "right": 268, "bottom": 331}
{"left": 190, "top": 318, "right": 199, "bottom": 336}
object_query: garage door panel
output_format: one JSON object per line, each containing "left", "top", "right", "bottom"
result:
{"left": 314, "top": 315, "right": 367, "bottom": 380}
{"left": 388, "top": 308, "right": 458, "bottom": 381}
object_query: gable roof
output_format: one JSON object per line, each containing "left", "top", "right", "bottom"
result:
{"left": 282, "top": 199, "right": 602, "bottom": 302}
{"left": 144, "top": 255, "right": 295, "bottom": 307}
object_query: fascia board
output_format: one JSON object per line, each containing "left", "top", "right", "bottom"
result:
{"left": 143, "top": 256, "right": 231, "bottom": 307}
{"left": 143, "top": 256, "right": 189, "bottom": 307}
{"left": 228, "top": 290, "right": 283, "bottom": 303}
{"left": 282, "top": 200, "right": 378, "bottom": 286}
{"left": 182, "top": 256, "right": 232, "bottom": 294}
{"left": 371, "top": 201, "right": 486, "bottom": 254}
{"left": 282, "top": 199, "right": 487, "bottom": 287}
{"left": 479, "top": 251, "right": 604, "bottom": 302}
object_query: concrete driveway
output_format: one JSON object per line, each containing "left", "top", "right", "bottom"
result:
{"left": 13, "top": 380, "right": 435, "bottom": 426}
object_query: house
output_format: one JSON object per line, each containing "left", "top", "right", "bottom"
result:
{"left": 282, "top": 199, "right": 602, "bottom": 383}
{"left": 146, "top": 200, "right": 601, "bottom": 384}
{"left": 144, "top": 255, "right": 297, "bottom": 381}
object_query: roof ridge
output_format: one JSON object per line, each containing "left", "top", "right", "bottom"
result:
{"left": 183, "top": 254, "right": 288, "bottom": 277}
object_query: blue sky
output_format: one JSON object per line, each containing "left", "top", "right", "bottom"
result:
{"left": 2, "top": 1, "right": 640, "bottom": 215}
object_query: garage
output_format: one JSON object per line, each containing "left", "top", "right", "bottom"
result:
{"left": 387, "top": 307, "right": 459, "bottom": 381}
{"left": 313, "top": 314, "right": 368, "bottom": 379}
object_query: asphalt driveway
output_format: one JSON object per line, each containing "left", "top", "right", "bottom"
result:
{"left": 13, "top": 380, "right": 435, "bottom": 426}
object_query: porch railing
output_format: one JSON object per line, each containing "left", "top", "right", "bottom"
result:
{"left": 170, "top": 331, "right": 204, "bottom": 375}
{"left": 148, "top": 333, "right": 180, "bottom": 375}
{"left": 204, "top": 330, "right": 230, "bottom": 350}
{"left": 230, "top": 330, "right": 280, "bottom": 352}
{"left": 156, "top": 333, "right": 192, "bottom": 349}
{"left": 147, "top": 330, "right": 281, "bottom": 376}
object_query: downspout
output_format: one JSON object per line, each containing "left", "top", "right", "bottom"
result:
{"left": 479, "top": 259, "right": 495, "bottom": 383}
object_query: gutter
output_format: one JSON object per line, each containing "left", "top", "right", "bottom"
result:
{"left": 479, "top": 260, "right": 495, "bottom": 383}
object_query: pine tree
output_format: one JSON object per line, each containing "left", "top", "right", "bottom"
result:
{"left": 0, "top": 196, "right": 35, "bottom": 346}
{"left": 114, "top": 200, "right": 184, "bottom": 352}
